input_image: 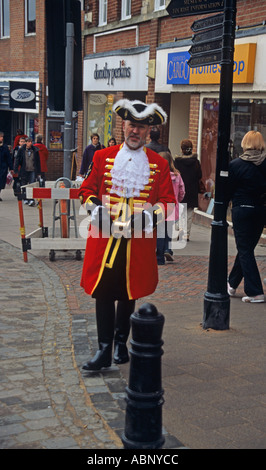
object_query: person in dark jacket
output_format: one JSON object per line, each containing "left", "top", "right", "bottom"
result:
{"left": 0, "top": 132, "right": 13, "bottom": 201}
{"left": 14, "top": 137, "right": 41, "bottom": 206}
{"left": 174, "top": 139, "right": 202, "bottom": 240}
{"left": 146, "top": 127, "right": 169, "bottom": 154}
{"left": 227, "top": 130, "right": 266, "bottom": 303}
{"left": 79, "top": 133, "right": 105, "bottom": 177}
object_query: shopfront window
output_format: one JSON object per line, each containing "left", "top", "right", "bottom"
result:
{"left": 87, "top": 93, "right": 115, "bottom": 147}
{"left": 200, "top": 98, "right": 266, "bottom": 196}
{"left": 25, "top": 113, "right": 38, "bottom": 141}
{"left": 47, "top": 120, "right": 64, "bottom": 150}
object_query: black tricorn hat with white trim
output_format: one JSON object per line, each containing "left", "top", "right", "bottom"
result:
{"left": 113, "top": 99, "right": 167, "bottom": 125}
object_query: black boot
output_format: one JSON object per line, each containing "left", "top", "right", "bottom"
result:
{"left": 113, "top": 300, "right": 135, "bottom": 364}
{"left": 82, "top": 342, "right": 112, "bottom": 370}
{"left": 82, "top": 299, "right": 115, "bottom": 371}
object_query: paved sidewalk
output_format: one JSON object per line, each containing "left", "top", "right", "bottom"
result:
{"left": 0, "top": 187, "right": 266, "bottom": 449}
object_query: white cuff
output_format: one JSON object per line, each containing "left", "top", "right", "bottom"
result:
{"left": 143, "top": 210, "right": 153, "bottom": 234}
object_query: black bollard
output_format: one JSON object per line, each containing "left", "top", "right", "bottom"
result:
{"left": 122, "top": 303, "right": 165, "bottom": 449}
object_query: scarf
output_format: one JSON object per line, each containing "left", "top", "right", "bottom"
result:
{"left": 240, "top": 149, "right": 266, "bottom": 166}
{"left": 110, "top": 143, "right": 150, "bottom": 198}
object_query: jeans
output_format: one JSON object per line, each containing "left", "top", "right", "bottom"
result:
{"left": 228, "top": 205, "right": 264, "bottom": 296}
{"left": 21, "top": 171, "right": 36, "bottom": 202}
{"left": 156, "top": 220, "right": 174, "bottom": 264}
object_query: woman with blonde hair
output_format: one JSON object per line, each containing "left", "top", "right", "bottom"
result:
{"left": 227, "top": 130, "right": 266, "bottom": 303}
{"left": 156, "top": 151, "right": 185, "bottom": 264}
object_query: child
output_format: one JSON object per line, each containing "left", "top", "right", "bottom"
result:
{"left": 156, "top": 151, "right": 185, "bottom": 264}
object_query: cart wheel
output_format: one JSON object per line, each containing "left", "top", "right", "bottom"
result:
{"left": 76, "top": 250, "right": 82, "bottom": 260}
{"left": 49, "top": 250, "right": 56, "bottom": 261}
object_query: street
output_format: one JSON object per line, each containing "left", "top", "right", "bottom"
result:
{"left": 0, "top": 187, "right": 266, "bottom": 449}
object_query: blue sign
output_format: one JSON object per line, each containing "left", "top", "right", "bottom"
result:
{"left": 167, "top": 51, "right": 190, "bottom": 84}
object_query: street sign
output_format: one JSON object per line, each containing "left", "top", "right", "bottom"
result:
{"left": 189, "top": 38, "right": 222, "bottom": 56}
{"left": 191, "top": 13, "right": 224, "bottom": 32}
{"left": 192, "top": 25, "right": 223, "bottom": 44}
{"left": 167, "top": 0, "right": 224, "bottom": 18}
{"left": 188, "top": 51, "right": 222, "bottom": 67}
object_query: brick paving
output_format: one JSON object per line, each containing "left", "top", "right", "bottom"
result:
{"left": 0, "top": 186, "right": 266, "bottom": 449}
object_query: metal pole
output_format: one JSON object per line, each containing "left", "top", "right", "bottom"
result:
{"left": 122, "top": 303, "right": 165, "bottom": 449}
{"left": 64, "top": 22, "right": 74, "bottom": 179}
{"left": 203, "top": 0, "right": 237, "bottom": 330}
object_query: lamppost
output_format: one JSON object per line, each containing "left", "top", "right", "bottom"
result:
{"left": 203, "top": 0, "right": 237, "bottom": 330}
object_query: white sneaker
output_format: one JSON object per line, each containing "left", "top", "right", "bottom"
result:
{"left": 28, "top": 200, "right": 35, "bottom": 206}
{"left": 164, "top": 252, "right": 174, "bottom": 262}
{"left": 227, "top": 282, "right": 236, "bottom": 296}
{"left": 23, "top": 200, "right": 29, "bottom": 205}
{"left": 242, "top": 295, "right": 265, "bottom": 303}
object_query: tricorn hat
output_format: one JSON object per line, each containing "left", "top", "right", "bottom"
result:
{"left": 113, "top": 99, "right": 167, "bottom": 125}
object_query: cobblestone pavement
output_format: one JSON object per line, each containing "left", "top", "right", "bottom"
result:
{"left": 0, "top": 241, "right": 124, "bottom": 449}
{"left": 1, "top": 188, "right": 266, "bottom": 449}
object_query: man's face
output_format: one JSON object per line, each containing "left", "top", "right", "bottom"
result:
{"left": 0, "top": 136, "right": 3, "bottom": 146}
{"left": 123, "top": 120, "right": 150, "bottom": 150}
{"left": 91, "top": 135, "right": 99, "bottom": 146}
{"left": 26, "top": 140, "right": 32, "bottom": 149}
{"left": 19, "top": 138, "right": 25, "bottom": 146}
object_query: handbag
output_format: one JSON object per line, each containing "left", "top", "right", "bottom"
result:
{"left": 6, "top": 171, "right": 13, "bottom": 186}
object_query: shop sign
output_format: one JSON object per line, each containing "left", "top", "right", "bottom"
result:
{"left": 9, "top": 81, "right": 36, "bottom": 109}
{"left": 94, "top": 61, "right": 131, "bottom": 86}
{"left": 83, "top": 50, "right": 149, "bottom": 92}
{"left": 167, "top": 43, "right": 256, "bottom": 85}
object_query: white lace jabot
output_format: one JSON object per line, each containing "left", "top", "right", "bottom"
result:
{"left": 110, "top": 143, "right": 150, "bottom": 198}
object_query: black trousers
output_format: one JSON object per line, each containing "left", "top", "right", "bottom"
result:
{"left": 228, "top": 205, "right": 265, "bottom": 296}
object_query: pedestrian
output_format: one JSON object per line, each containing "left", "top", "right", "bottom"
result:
{"left": 14, "top": 137, "right": 41, "bottom": 206}
{"left": 13, "top": 129, "right": 28, "bottom": 149}
{"left": 108, "top": 137, "right": 117, "bottom": 146}
{"left": 12, "top": 136, "right": 26, "bottom": 166}
{"left": 146, "top": 126, "right": 169, "bottom": 153}
{"left": 156, "top": 151, "right": 185, "bottom": 264}
{"left": 174, "top": 139, "right": 202, "bottom": 241}
{"left": 0, "top": 132, "right": 13, "bottom": 201}
{"left": 227, "top": 130, "right": 266, "bottom": 303}
{"left": 34, "top": 134, "right": 49, "bottom": 181}
{"left": 79, "top": 133, "right": 105, "bottom": 177}
{"left": 12, "top": 136, "right": 26, "bottom": 196}
{"left": 78, "top": 98, "right": 176, "bottom": 371}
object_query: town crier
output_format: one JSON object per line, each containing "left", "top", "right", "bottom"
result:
{"left": 78, "top": 99, "right": 176, "bottom": 371}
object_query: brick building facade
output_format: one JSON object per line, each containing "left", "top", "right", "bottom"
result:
{"left": 0, "top": 0, "right": 78, "bottom": 180}
{"left": 1, "top": 0, "right": 266, "bottom": 192}
{"left": 79, "top": 0, "right": 266, "bottom": 217}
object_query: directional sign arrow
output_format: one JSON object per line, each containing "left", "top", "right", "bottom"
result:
{"left": 188, "top": 51, "right": 222, "bottom": 68}
{"left": 192, "top": 25, "right": 223, "bottom": 44}
{"left": 189, "top": 38, "right": 222, "bottom": 56}
{"left": 191, "top": 13, "right": 224, "bottom": 32}
{"left": 167, "top": 0, "right": 224, "bottom": 18}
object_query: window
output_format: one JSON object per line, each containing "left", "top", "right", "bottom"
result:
{"left": 121, "top": 0, "right": 131, "bottom": 20}
{"left": 47, "top": 120, "right": 64, "bottom": 150}
{"left": 25, "top": 0, "right": 36, "bottom": 35}
{"left": 200, "top": 98, "right": 266, "bottom": 193}
{"left": 99, "top": 0, "right": 107, "bottom": 26}
{"left": 154, "top": 0, "right": 165, "bottom": 11}
{"left": 0, "top": 0, "right": 10, "bottom": 38}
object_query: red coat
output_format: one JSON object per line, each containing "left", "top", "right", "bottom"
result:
{"left": 13, "top": 134, "right": 28, "bottom": 149}
{"left": 78, "top": 145, "right": 176, "bottom": 300}
{"left": 34, "top": 143, "right": 49, "bottom": 172}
